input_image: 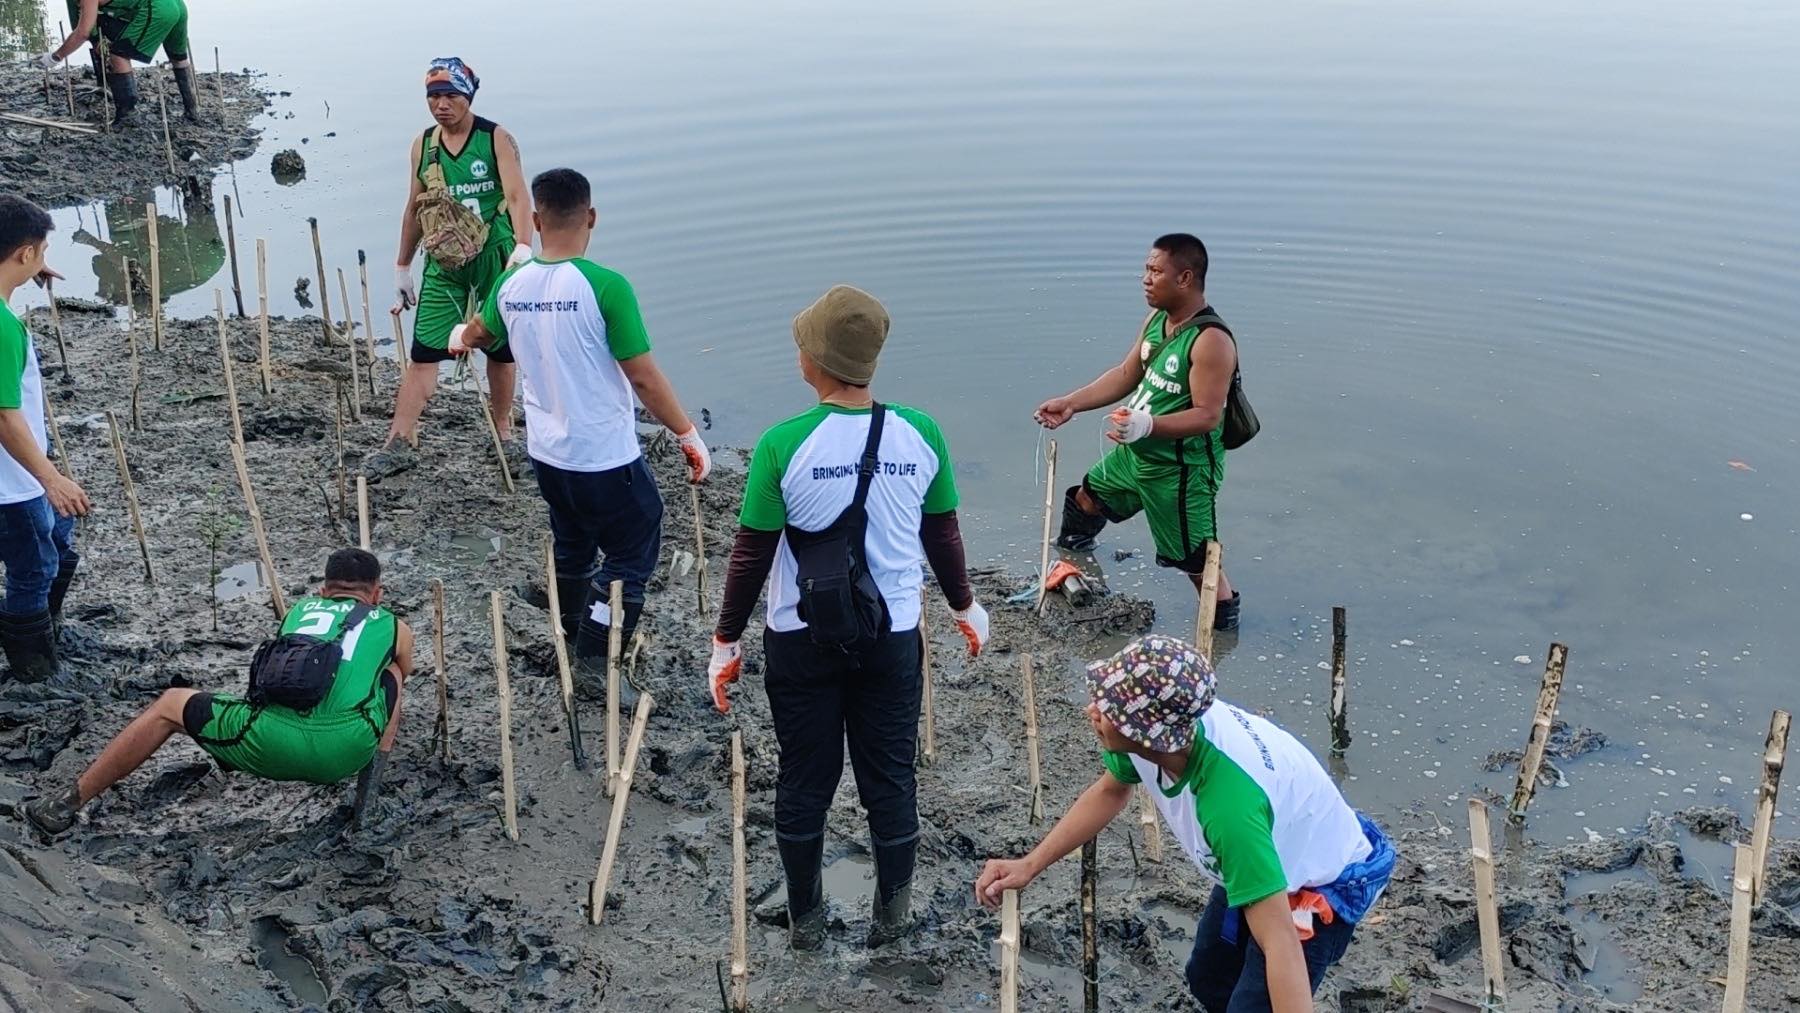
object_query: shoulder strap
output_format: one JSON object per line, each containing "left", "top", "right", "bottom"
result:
{"left": 850, "top": 404, "right": 886, "bottom": 513}
{"left": 333, "top": 603, "right": 374, "bottom": 644}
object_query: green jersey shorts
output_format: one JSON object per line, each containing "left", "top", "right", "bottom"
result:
{"left": 84, "top": 0, "right": 191, "bottom": 63}
{"left": 1083, "top": 443, "right": 1219, "bottom": 573}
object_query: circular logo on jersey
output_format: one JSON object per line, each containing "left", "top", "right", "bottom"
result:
{"left": 469, "top": 159, "right": 490, "bottom": 179}
{"left": 1163, "top": 353, "right": 1180, "bottom": 375}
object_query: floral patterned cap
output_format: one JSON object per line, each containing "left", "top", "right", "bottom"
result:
{"left": 1083, "top": 634, "right": 1217, "bottom": 751}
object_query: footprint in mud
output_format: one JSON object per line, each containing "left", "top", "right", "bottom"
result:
{"left": 251, "top": 915, "right": 330, "bottom": 1005}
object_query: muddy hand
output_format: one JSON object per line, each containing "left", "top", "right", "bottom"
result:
{"left": 951, "top": 601, "right": 989, "bottom": 657}
{"left": 708, "top": 637, "right": 742, "bottom": 713}
{"left": 677, "top": 428, "right": 711, "bottom": 483}
{"left": 975, "top": 857, "right": 1035, "bottom": 910}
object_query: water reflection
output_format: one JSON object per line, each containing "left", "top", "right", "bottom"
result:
{"left": 69, "top": 193, "right": 225, "bottom": 308}
{"left": 0, "top": 0, "right": 48, "bottom": 59}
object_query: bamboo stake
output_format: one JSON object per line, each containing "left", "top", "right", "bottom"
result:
{"left": 390, "top": 307, "right": 406, "bottom": 367}
{"left": 44, "top": 398, "right": 69, "bottom": 478}
{"left": 307, "top": 217, "right": 334, "bottom": 348}
{"left": 1467, "top": 799, "right": 1506, "bottom": 1007}
{"left": 58, "top": 24, "right": 73, "bottom": 119}
{"left": 222, "top": 195, "right": 245, "bottom": 317}
{"left": 690, "top": 483, "right": 707, "bottom": 618}
{"left": 214, "top": 289, "right": 244, "bottom": 446}
{"left": 1138, "top": 787, "right": 1163, "bottom": 863}
{"left": 1330, "top": 605, "right": 1351, "bottom": 753}
{"left": 97, "top": 37, "right": 110, "bottom": 131}
{"left": 228, "top": 441, "right": 286, "bottom": 618}
{"left": 106, "top": 412, "right": 155, "bottom": 583}
{"left": 1035, "top": 439, "right": 1057, "bottom": 614}
{"left": 122, "top": 259, "right": 142, "bottom": 430}
{"left": 998, "top": 889, "right": 1021, "bottom": 1013}
{"left": 1747, "top": 708, "right": 1791, "bottom": 907}
{"left": 465, "top": 360, "right": 515, "bottom": 493}
{"left": 919, "top": 594, "right": 936, "bottom": 765}
{"left": 338, "top": 268, "right": 363, "bottom": 419}
{"left": 0, "top": 111, "right": 97, "bottom": 134}
{"left": 1195, "top": 541, "right": 1221, "bottom": 660}
{"left": 255, "top": 239, "right": 272, "bottom": 393}
{"left": 490, "top": 590, "right": 519, "bottom": 841}
{"left": 153, "top": 66, "right": 175, "bottom": 177}
{"left": 332, "top": 382, "right": 347, "bottom": 519}
{"left": 358, "top": 251, "right": 378, "bottom": 399}
{"left": 544, "top": 539, "right": 586, "bottom": 769}
{"left": 729, "top": 732, "right": 750, "bottom": 1011}
{"left": 41, "top": 65, "right": 52, "bottom": 111}
{"left": 213, "top": 47, "right": 224, "bottom": 122}
{"left": 431, "top": 579, "right": 449, "bottom": 760}
{"left": 45, "top": 281, "right": 72, "bottom": 379}
{"left": 590, "top": 692, "right": 655, "bottom": 924}
{"left": 145, "top": 206, "right": 163, "bottom": 351}
{"left": 1080, "top": 837, "right": 1098, "bottom": 1013}
{"left": 1722, "top": 843, "right": 1752, "bottom": 1013}
{"left": 1021, "top": 653, "right": 1044, "bottom": 824}
{"left": 121, "top": 254, "right": 134, "bottom": 329}
{"left": 1508, "top": 643, "right": 1568, "bottom": 820}
{"left": 356, "top": 475, "right": 371, "bottom": 549}
{"left": 607, "top": 579, "right": 623, "bottom": 796}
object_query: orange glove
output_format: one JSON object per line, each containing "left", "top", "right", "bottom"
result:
{"left": 677, "top": 428, "right": 712, "bottom": 483}
{"left": 951, "top": 602, "right": 989, "bottom": 657}
{"left": 709, "top": 637, "right": 742, "bottom": 713}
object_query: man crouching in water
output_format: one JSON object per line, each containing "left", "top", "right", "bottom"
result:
{"left": 24, "top": 548, "right": 413, "bottom": 836}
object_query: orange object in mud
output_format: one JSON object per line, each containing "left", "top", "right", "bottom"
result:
{"left": 1043, "top": 560, "right": 1084, "bottom": 592}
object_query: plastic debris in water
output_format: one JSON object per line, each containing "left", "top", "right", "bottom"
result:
{"left": 1513, "top": 655, "right": 1533, "bottom": 664}
{"left": 1727, "top": 460, "right": 1754, "bottom": 471}
{"left": 1739, "top": 513, "right": 1753, "bottom": 521}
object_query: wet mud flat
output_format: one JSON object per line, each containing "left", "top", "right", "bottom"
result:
{"left": 0, "top": 61, "right": 272, "bottom": 207}
{"left": 0, "top": 304, "right": 1797, "bottom": 1011}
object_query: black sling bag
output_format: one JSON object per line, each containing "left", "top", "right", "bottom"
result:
{"left": 785, "top": 405, "right": 891, "bottom": 647}
{"left": 247, "top": 603, "right": 372, "bottom": 712}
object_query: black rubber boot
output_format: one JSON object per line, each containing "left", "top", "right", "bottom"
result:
{"left": 0, "top": 610, "right": 57, "bottom": 684}
{"left": 1213, "top": 590, "right": 1241, "bottom": 632}
{"left": 1055, "top": 485, "right": 1107, "bottom": 551}
{"left": 867, "top": 839, "right": 918, "bottom": 948}
{"left": 555, "top": 575, "right": 589, "bottom": 643}
{"left": 22, "top": 785, "right": 82, "bottom": 838}
{"left": 777, "top": 834, "right": 827, "bottom": 951}
{"left": 47, "top": 557, "right": 79, "bottom": 627}
{"left": 171, "top": 63, "right": 201, "bottom": 121}
{"left": 571, "top": 598, "right": 642, "bottom": 703}
{"left": 106, "top": 71, "right": 138, "bottom": 125}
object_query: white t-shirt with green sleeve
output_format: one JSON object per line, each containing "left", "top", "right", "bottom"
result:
{"left": 479, "top": 257, "right": 652, "bottom": 472}
{"left": 0, "top": 299, "right": 49, "bottom": 505}
{"left": 739, "top": 404, "right": 957, "bottom": 634}
{"left": 1102, "top": 700, "right": 1372, "bottom": 907}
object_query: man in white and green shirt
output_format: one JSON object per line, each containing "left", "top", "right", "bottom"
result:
{"left": 708, "top": 285, "right": 990, "bottom": 952}
{"left": 976, "top": 635, "right": 1395, "bottom": 1011}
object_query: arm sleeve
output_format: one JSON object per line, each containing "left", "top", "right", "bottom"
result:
{"left": 737, "top": 434, "right": 787, "bottom": 532}
{"left": 920, "top": 510, "right": 973, "bottom": 611}
{"left": 918, "top": 413, "right": 959, "bottom": 514}
{"left": 1100, "top": 750, "right": 1142, "bottom": 785}
{"left": 0, "top": 316, "right": 25, "bottom": 410}
{"left": 594, "top": 271, "right": 651, "bottom": 360}
{"left": 715, "top": 526, "right": 781, "bottom": 642}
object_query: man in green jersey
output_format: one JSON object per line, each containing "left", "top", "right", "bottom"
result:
{"left": 1035, "top": 233, "right": 1242, "bottom": 631}
{"left": 23, "top": 549, "right": 416, "bottom": 837}
{"left": 41, "top": 0, "right": 203, "bottom": 124}
{"left": 375, "top": 57, "right": 534, "bottom": 470}
{"left": 976, "top": 635, "right": 1394, "bottom": 1011}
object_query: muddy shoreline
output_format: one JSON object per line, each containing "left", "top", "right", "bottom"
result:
{"left": 0, "top": 302, "right": 1795, "bottom": 1009}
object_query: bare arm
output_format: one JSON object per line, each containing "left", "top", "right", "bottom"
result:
{"left": 618, "top": 352, "right": 695, "bottom": 435}
{"left": 1243, "top": 892, "right": 1313, "bottom": 1012}
{"left": 974, "top": 773, "right": 1132, "bottom": 908}
{"left": 396, "top": 134, "right": 425, "bottom": 269}
{"left": 0, "top": 409, "right": 87, "bottom": 516}
{"left": 378, "top": 620, "right": 416, "bottom": 752}
{"left": 51, "top": 0, "right": 100, "bottom": 60}
{"left": 494, "top": 127, "right": 533, "bottom": 251}
{"left": 1149, "top": 327, "right": 1234, "bottom": 439}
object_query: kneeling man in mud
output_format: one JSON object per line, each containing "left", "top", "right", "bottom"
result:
{"left": 24, "top": 548, "right": 413, "bottom": 837}
{"left": 976, "top": 636, "right": 1395, "bottom": 1012}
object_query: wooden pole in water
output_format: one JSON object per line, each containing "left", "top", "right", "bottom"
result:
{"left": 591, "top": 692, "right": 655, "bottom": 924}
{"left": 307, "top": 218, "right": 334, "bottom": 348}
{"left": 431, "top": 578, "right": 449, "bottom": 761}
{"left": 1330, "top": 605, "right": 1351, "bottom": 753}
{"left": 45, "top": 280, "right": 72, "bottom": 380}
{"left": 153, "top": 67, "right": 176, "bottom": 177}
{"left": 1020, "top": 653, "right": 1044, "bottom": 824}
{"left": 1747, "top": 708, "right": 1791, "bottom": 907}
{"left": 1080, "top": 837, "right": 1098, "bottom": 1013}
{"left": 490, "top": 590, "right": 520, "bottom": 841}
{"left": 1466, "top": 798, "right": 1506, "bottom": 1007}
{"left": 356, "top": 475, "right": 371, "bottom": 549}
{"left": 1722, "top": 843, "right": 1753, "bottom": 1013}
{"left": 690, "top": 483, "right": 707, "bottom": 618}
{"left": 214, "top": 290, "right": 244, "bottom": 447}
{"left": 919, "top": 593, "right": 936, "bottom": 766}
{"left": 122, "top": 259, "right": 143, "bottom": 430}
{"left": 228, "top": 441, "right": 286, "bottom": 618}
{"left": 106, "top": 412, "right": 155, "bottom": 583}
{"left": 1194, "top": 541, "right": 1221, "bottom": 660}
{"left": 1035, "top": 439, "right": 1057, "bottom": 614}
{"left": 997, "top": 888, "right": 1021, "bottom": 1013}
{"left": 1138, "top": 787, "right": 1163, "bottom": 864}
{"left": 544, "top": 539, "right": 586, "bottom": 769}
{"left": 358, "top": 251, "right": 378, "bottom": 399}
{"left": 337, "top": 268, "right": 363, "bottom": 418}
{"left": 145, "top": 206, "right": 163, "bottom": 351}
{"left": 255, "top": 239, "right": 272, "bottom": 393}
{"left": 223, "top": 195, "right": 245, "bottom": 317}
{"left": 606, "top": 579, "right": 623, "bottom": 797}
{"left": 729, "top": 731, "right": 750, "bottom": 1011}
{"left": 120, "top": 255, "right": 134, "bottom": 330}
{"left": 1508, "top": 642, "right": 1568, "bottom": 821}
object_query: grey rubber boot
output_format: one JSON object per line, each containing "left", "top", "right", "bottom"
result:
{"left": 777, "top": 835, "right": 828, "bottom": 951}
{"left": 0, "top": 610, "right": 56, "bottom": 683}
{"left": 171, "top": 63, "right": 201, "bottom": 121}
{"left": 867, "top": 839, "right": 919, "bottom": 947}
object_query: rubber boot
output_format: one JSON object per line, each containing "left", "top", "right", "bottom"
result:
{"left": 47, "top": 557, "right": 79, "bottom": 628}
{"left": 571, "top": 598, "right": 641, "bottom": 703}
{"left": 106, "top": 71, "right": 138, "bottom": 125}
{"left": 1213, "top": 590, "right": 1241, "bottom": 632}
{"left": 22, "top": 785, "right": 82, "bottom": 838}
{"left": 171, "top": 63, "right": 201, "bottom": 121}
{"left": 866, "top": 839, "right": 918, "bottom": 947}
{"left": 777, "top": 834, "right": 827, "bottom": 950}
{"left": 0, "top": 610, "right": 57, "bottom": 684}
{"left": 554, "top": 575, "right": 589, "bottom": 643}
{"left": 1055, "top": 486, "right": 1107, "bottom": 551}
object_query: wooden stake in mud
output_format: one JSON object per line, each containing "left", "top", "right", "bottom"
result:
{"left": 729, "top": 731, "right": 750, "bottom": 1011}
{"left": 214, "top": 289, "right": 244, "bottom": 446}
{"left": 690, "top": 483, "right": 708, "bottom": 618}
{"left": 96, "top": 37, "right": 111, "bottom": 129}
{"left": 58, "top": 24, "right": 74, "bottom": 119}
{"left": 255, "top": 238, "right": 272, "bottom": 393}
{"left": 1507, "top": 642, "right": 1568, "bottom": 821}
{"left": 606, "top": 579, "right": 624, "bottom": 797}
{"left": 358, "top": 250, "right": 379, "bottom": 399}
{"left": 590, "top": 692, "right": 655, "bottom": 925}
{"left": 490, "top": 590, "right": 520, "bottom": 841}
{"left": 45, "top": 281, "right": 73, "bottom": 379}
{"left": 998, "top": 888, "right": 1021, "bottom": 1013}
{"left": 1194, "top": 541, "right": 1222, "bottom": 660}
{"left": 1020, "top": 653, "right": 1045, "bottom": 824}
{"left": 544, "top": 539, "right": 587, "bottom": 769}
{"left": 1466, "top": 798, "right": 1506, "bottom": 1007}
{"left": 43, "top": 396, "right": 69, "bottom": 478}
{"left": 153, "top": 67, "right": 176, "bottom": 177}
{"left": 229, "top": 441, "right": 286, "bottom": 618}
{"left": 337, "top": 268, "right": 363, "bottom": 418}
{"left": 356, "top": 475, "right": 371, "bottom": 549}
{"left": 223, "top": 195, "right": 245, "bottom": 317}
{"left": 465, "top": 361, "right": 515, "bottom": 494}
{"left": 307, "top": 217, "right": 334, "bottom": 347}
{"left": 919, "top": 594, "right": 936, "bottom": 765}
{"left": 1080, "top": 837, "right": 1098, "bottom": 1013}
{"left": 145, "top": 206, "right": 163, "bottom": 351}
{"left": 213, "top": 47, "right": 225, "bottom": 122}
{"left": 106, "top": 412, "right": 155, "bottom": 583}
{"left": 1722, "top": 843, "right": 1753, "bottom": 1013}
{"left": 431, "top": 579, "right": 449, "bottom": 760}
{"left": 1036, "top": 438, "right": 1058, "bottom": 614}
{"left": 1330, "top": 605, "right": 1351, "bottom": 753}
{"left": 332, "top": 382, "right": 347, "bottom": 519}
{"left": 1747, "top": 708, "right": 1791, "bottom": 907}
{"left": 122, "top": 260, "right": 143, "bottom": 430}
{"left": 1138, "top": 787, "right": 1163, "bottom": 864}
{"left": 390, "top": 307, "right": 406, "bottom": 367}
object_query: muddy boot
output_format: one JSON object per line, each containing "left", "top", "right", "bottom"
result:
{"left": 867, "top": 838, "right": 918, "bottom": 947}
{"left": 1212, "top": 590, "right": 1241, "bottom": 632}
{"left": 777, "top": 835, "right": 827, "bottom": 951}
{"left": 22, "top": 785, "right": 82, "bottom": 838}
{"left": 171, "top": 63, "right": 201, "bottom": 121}
{"left": 571, "top": 598, "right": 641, "bottom": 704}
{"left": 47, "top": 557, "right": 79, "bottom": 631}
{"left": 361, "top": 442, "right": 419, "bottom": 482}
{"left": 1055, "top": 486, "right": 1107, "bottom": 551}
{"left": 554, "top": 574, "right": 589, "bottom": 643}
{"left": 106, "top": 72, "right": 139, "bottom": 126}
{"left": 0, "top": 610, "right": 57, "bottom": 683}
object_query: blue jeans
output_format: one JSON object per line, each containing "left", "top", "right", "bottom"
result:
{"left": 1185, "top": 885, "right": 1357, "bottom": 1012}
{"left": 0, "top": 495, "right": 76, "bottom": 616}
{"left": 530, "top": 455, "right": 663, "bottom": 609}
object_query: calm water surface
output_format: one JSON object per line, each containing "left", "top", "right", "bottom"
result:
{"left": 16, "top": 0, "right": 1800, "bottom": 842}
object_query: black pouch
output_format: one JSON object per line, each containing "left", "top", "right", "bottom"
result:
{"left": 787, "top": 405, "right": 891, "bottom": 647}
{"left": 1194, "top": 310, "right": 1259, "bottom": 450}
{"left": 247, "top": 604, "right": 371, "bottom": 712}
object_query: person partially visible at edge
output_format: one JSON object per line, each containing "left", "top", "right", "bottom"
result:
{"left": 707, "top": 285, "right": 990, "bottom": 951}
{"left": 455, "top": 167, "right": 709, "bottom": 700}
{"left": 23, "top": 548, "right": 415, "bottom": 838}
{"left": 372, "top": 57, "right": 534, "bottom": 473}
{"left": 975, "top": 635, "right": 1395, "bottom": 1012}
{"left": 1034, "top": 233, "right": 1243, "bottom": 632}
{"left": 0, "top": 195, "right": 89, "bottom": 684}
{"left": 41, "top": 0, "right": 203, "bottom": 125}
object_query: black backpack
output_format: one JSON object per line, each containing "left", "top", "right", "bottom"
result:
{"left": 785, "top": 405, "right": 891, "bottom": 647}
{"left": 247, "top": 603, "right": 372, "bottom": 712}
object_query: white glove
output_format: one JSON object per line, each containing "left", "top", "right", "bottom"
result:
{"left": 447, "top": 323, "right": 469, "bottom": 356}
{"left": 394, "top": 265, "right": 417, "bottom": 311}
{"left": 951, "top": 601, "right": 990, "bottom": 657}
{"left": 1106, "top": 407, "right": 1154, "bottom": 444}
{"left": 506, "top": 243, "right": 533, "bottom": 268}
{"left": 676, "top": 427, "right": 711, "bottom": 482}
{"left": 37, "top": 51, "right": 60, "bottom": 70}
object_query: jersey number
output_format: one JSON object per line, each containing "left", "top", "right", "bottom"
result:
{"left": 1124, "top": 387, "right": 1154, "bottom": 414}
{"left": 290, "top": 608, "right": 368, "bottom": 659}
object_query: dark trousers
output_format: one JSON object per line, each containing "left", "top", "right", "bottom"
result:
{"left": 1185, "top": 885, "right": 1357, "bottom": 1012}
{"left": 0, "top": 495, "right": 76, "bottom": 616}
{"left": 530, "top": 455, "right": 663, "bottom": 612}
{"left": 762, "top": 626, "right": 922, "bottom": 848}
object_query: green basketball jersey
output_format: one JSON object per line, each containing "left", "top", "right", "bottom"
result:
{"left": 416, "top": 116, "right": 515, "bottom": 254}
{"left": 277, "top": 596, "right": 397, "bottom": 717}
{"left": 1121, "top": 308, "right": 1231, "bottom": 471}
